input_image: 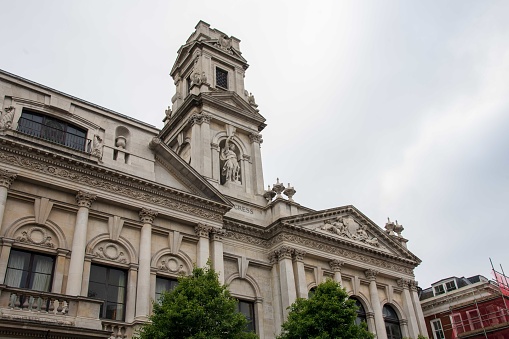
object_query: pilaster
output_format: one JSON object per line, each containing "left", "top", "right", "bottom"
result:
{"left": 410, "top": 280, "right": 428, "bottom": 337}
{"left": 292, "top": 249, "right": 307, "bottom": 299}
{"left": 276, "top": 246, "right": 297, "bottom": 321}
{"left": 397, "top": 278, "right": 419, "bottom": 338}
{"left": 210, "top": 227, "right": 226, "bottom": 284}
{"left": 268, "top": 251, "right": 282, "bottom": 335}
{"left": 329, "top": 259, "right": 344, "bottom": 286}
{"left": 249, "top": 133, "right": 264, "bottom": 195}
{"left": 0, "top": 169, "right": 16, "bottom": 236}
{"left": 195, "top": 223, "right": 212, "bottom": 267}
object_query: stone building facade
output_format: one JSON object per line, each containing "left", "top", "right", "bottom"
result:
{"left": 0, "top": 21, "right": 427, "bottom": 339}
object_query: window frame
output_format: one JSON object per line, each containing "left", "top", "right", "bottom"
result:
{"left": 155, "top": 275, "right": 179, "bottom": 303}
{"left": 215, "top": 67, "right": 229, "bottom": 90}
{"left": 87, "top": 263, "right": 127, "bottom": 321}
{"left": 236, "top": 299, "right": 256, "bottom": 333}
{"left": 4, "top": 248, "right": 55, "bottom": 292}
{"left": 430, "top": 319, "right": 445, "bottom": 339}
{"left": 383, "top": 304, "right": 403, "bottom": 339}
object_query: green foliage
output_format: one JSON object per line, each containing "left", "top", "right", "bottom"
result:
{"left": 136, "top": 265, "right": 258, "bottom": 339}
{"left": 278, "top": 279, "right": 374, "bottom": 339}
{"left": 418, "top": 335, "right": 429, "bottom": 339}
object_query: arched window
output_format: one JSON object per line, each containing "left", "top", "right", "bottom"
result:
{"left": 308, "top": 287, "right": 316, "bottom": 299}
{"left": 383, "top": 305, "right": 402, "bottom": 339}
{"left": 350, "top": 297, "right": 367, "bottom": 326}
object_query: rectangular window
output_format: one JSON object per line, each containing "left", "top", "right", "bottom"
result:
{"left": 155, "top": 276, "right": 178, "bottom": 302}
{"left": 434, "top": 284, "right": 445, "bottom": 296}
{"left": 237, "top": 300, "right": 255, "bottom": 333}
{"left": 88, "top": 264, "right": 127, "bottom": 321}
{"left": 17, "top": 109, "right": 88, "bottom": 152}
{"left": 187, "top": 76, "right": 192, "bottom": 94}
{"left": 5, "top": 249, "right": 54, "bottom": 292}
{"left": 466, "top": 309, "right": 481, "bottom": 331}
{"left": 431, "top": 319, "right": 445, "bottom": 339}
{"left": 445, "top": 280, "right": 457, "bottom": 292}
{"left": 216, "top": 67, "right": 228, "bottom": 89}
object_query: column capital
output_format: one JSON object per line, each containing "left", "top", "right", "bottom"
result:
{"left": 397, "top": 278, "right": 410, "bottom": 289}
{"left": 366, "top": 311, "right": 375, "bottom": 319}
{"left": 268, "top": 251, "right": 278, "bottom": 265}
{"left": 249, "top": 133, "right": 263, "bottom": 144}
{"left": 139, "top": 208, "right": 158, "bottom": 224}
{"left": 201, "top": 114, "right": 212, "bottom": 124}
{"left": 195, "top": 223, "right": 212, "bottom": 238}
{"left": 210, "top": 227, "right": 227, "bottom": 241}
{"left": 409, "top": 280, "right": 418, "bottom": 291}
{"left": 0, "top": 169, "right": 17, "bottom": 189}
{"left": 329, "top": 259, "right": 344, "bottom": 272}
{"left": 275, "top": 246, "right": 293, "bottom": 261}
{"left": 364, "top": 269, "right": 379, "bottom": 281}
{"left": 76, "top": 191, "right": 97, "bottom": 208}
{"left": 292, "top": 249, "right": 306, "bottom": 262}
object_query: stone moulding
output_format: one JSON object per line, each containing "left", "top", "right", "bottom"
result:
{"left": 0, "top": 146, "right": 225, "bottom": 222}
{"left": 223, "top": 219, "right": 417, "bottom": 275}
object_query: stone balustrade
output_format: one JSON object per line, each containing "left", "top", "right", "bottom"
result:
{"left": 102, "top": 320, "right": 128, "bottom": 339}
{"left": 0, "top": 285, "right": 104, "bottom": 330}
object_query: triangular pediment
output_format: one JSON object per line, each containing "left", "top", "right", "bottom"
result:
{"left": 149, "top": 138, "right": 232, "bottom": 207}
{"left": 282, "top": 206, "right": 420, "bottom": 262}
{"left": 204, "top": 91, "right": 266, "bottom": 123}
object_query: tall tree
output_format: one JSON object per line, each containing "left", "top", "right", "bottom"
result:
{"left": 136, "top": 265, "right": 258, "bottom": 339}
{"left": 278, "top": 279, "right": 374, "bottom": 339}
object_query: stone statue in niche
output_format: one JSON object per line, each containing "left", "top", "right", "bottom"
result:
{"left": 0, "top": 106, "right": 15, "bottom": 130}
{"left": 220, "top": 136, "right": 241, "bottom": 185}
{"left": 91, "top": 135, "right": 104, "bottom": 159}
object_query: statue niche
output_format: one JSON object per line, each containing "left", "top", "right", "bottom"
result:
{"left": 219, "top": 136, "right": 241, "bottom": 185}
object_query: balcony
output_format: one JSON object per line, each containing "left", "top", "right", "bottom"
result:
{"left": 0, "top": 285, "right": 111, "bottom": 338}
{"left": 17, "top": 116, "right": 91, "bottom": 153}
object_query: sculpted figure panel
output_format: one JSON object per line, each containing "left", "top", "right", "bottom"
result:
{"left": 219, "top": 136, "right": 241, "bottom": 185}
{"left": 318, "top": 216, "right": 380, "bottom": 248}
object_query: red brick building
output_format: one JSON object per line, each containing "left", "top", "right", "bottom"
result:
{"left": 420, "top": 275, "right": 509, "bottom": 339}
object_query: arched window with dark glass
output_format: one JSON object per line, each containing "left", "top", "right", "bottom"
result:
{"left": 350, "top": 297, "right": 367, "bottom": 326}
{"left": 383, "top": 304, "right": 402, "bottom": 339}
{"left": 308, "top": 287, "right": 316, "bottom": 299}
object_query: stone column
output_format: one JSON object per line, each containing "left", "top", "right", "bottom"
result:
{"left": 249, "top": 133, "right": 264, "bottom": 195}
{"left": 269, "top": 251, "right": 283, "bottom": 336}
{"left": 365, "top": 269, "right": 387, "bottom": 339}
{"left": 277, "top": 246, "right": 297, "bottom": 321}
{"left": 0, "top": 238, "right": 13, "bottom": 284}
{"left": 397, "top": 278, "right": 419, "bottom": 338}
{"left": 135, "top": 208, "right": 158, "bottom": 320}
{"left": 292, "top": 249, "right": 307, "bottom": 299}
{"left": 195, "top": 223, "right": 211, "bottom": 267}
{"left": 0, "top": 169, "right": 16, "bottom": 236}
{"left": 410, "top": 280, "right": 428, "bottom": 337}
{"left": 329, "top": 259, "right": 344, "bottom": 286}
{"left": 52, "top": 249, "right": 69, "bottom": 294}
{"left": 400, "top": 319, "right": 409, "bottom": 338}
{"left": 210, "top": 228, "right": 226, "bottom": 284}
{"left": 66, "top": 191, "right": 96, "bottom": 296}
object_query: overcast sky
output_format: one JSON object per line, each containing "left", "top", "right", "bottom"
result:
{"left": 2, "top": 0, "right": 508, "bottom": 288}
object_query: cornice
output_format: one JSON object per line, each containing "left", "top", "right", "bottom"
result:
{"left": 223, "top": 218, "right": 417, "bottom": 275}
{"left": 0, "top": 142, "right": 227, "bottom": 221}
{"left": 277, "top": 206, "right": 421, "bottom": 263}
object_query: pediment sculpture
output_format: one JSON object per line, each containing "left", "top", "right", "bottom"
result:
{"left": 317, "top": 216, "right": 380, "bottom": 248}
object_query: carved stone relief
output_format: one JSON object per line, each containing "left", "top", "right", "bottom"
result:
{"left": 317, "top": 216, "right": 381, "bottom": 248}
{"left": 92, "top": 242, "right": 128, "bottom": 264}
{"left": 0, "top": 106, "right": 15, "bottom": 130}
{"left": 158, "top": 255, "right": 188, "bottom": 275}
{"left": 15, "top": 226, "right": 55, "bottom": 248}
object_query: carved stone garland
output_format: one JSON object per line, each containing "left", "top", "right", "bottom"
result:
{"left": 15, "top": 227, "right": 54, "bottom": 248}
